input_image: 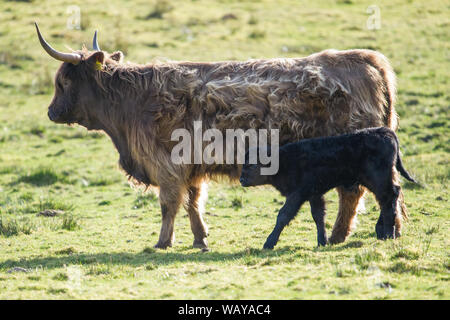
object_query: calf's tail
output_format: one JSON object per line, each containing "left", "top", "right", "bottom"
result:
{"left": 395, "top": 148, "right": 417, "bottom": 183}
{"left": 396, "top": 154, "right": 416, "bottom": 183}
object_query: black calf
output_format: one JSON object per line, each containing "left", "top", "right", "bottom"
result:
{"left": 240, "top": 127, "right": 416, "bottom": 249}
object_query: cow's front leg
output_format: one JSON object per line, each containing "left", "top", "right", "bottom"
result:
{"left": 154, "top": 184, "right": 184, "bottom": 249}
{"left": 184, "top": 181, "right": 209, "bottom": 249}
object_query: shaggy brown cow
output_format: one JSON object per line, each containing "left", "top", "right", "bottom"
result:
{"left": 35, "top": 23, "right": 406, "bottom": 249}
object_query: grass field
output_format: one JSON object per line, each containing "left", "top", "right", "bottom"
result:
{"left": 0, "top": 0, "right": 448, "bottom": 299}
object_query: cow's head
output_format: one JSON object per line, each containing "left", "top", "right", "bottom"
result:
{"left": 35, "top": 23, "right": 123, "bottom": 129}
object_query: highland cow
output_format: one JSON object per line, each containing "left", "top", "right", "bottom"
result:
{"left": 240, "top": 127, "right": 416, "bottom": 249}
{"left": 35, "top": 23, "right": 406, "bottom": 249}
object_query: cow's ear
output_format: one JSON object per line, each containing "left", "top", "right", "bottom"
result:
{"left": 86, "top": 51, "right": 105, "bottom": 70}
{"left": 110, "top": 51, "right": 124, "bottom": 63}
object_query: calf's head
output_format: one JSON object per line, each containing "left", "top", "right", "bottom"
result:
{"left": 239, "top": 147, "right": 274, "bottom": 187}
{"left": 35, "top": 23, "right": 123, "bottom": 129}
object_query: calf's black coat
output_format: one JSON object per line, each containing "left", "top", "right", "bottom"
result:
{"left": 240, "top": 127, "right": 416, "bottom": 249}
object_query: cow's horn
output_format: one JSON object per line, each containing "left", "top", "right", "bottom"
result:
{"left": 35, "top": 22, "right": 81, "bottom": 65}
{"left": 92, "top": 30, "right": 101, "bottom": 51}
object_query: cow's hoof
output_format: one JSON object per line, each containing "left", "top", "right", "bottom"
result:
{"left": 328, "top": 234, "right": 346, "bottom": 245}
{"left": 193, "top": 238, "right": 208, "bottom": 249}
{"left": 263, "top": 242, "right": 275, "bottom": 250}
{"left": 154, "top": 241, "right": 173, "bottom": 249}
{"left": 395, "top": 229, "right": 402, "bottom": 238}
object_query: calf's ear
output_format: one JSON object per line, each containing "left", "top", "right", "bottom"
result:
{"left": 86, "top": 51, "right": 105, "bottom": 70}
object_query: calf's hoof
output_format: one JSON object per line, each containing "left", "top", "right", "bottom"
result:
{"left": 376, "top": 225, "right": 384, "bottom": 239}
{"left": 377, "top": 231, "right": 395, "bottom": 241}
{"left": 377, "top": 236, "right": 394, "bottom": 241}
{"left": 383, "top": 226, "right": 395, "bottom": 240}
{"left": 193, "top": 238, "right": 208, "bottom": 249}
{"left": 383, "top": 233, "right": 395, "bottom": 240}
{"left": 263, "top": 242, "right": 275, "bottom": 250}
{"left": 376, "top": 229, "right": 384, "bottom": 240}
{"left": 154, "top": 240, "right": 173, "bottom": 249}
{"left": 318, "top": 237, "right": 328, "bottom": 247}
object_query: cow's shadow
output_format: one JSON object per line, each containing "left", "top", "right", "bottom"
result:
{"left": 0, "top": 246, "right": 298, "bottom": 271}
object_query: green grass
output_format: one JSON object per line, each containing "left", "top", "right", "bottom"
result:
{"left": 0, "top": 0, "right": 448, "bottom": 299}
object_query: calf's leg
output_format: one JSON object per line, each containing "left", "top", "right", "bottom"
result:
{"left": 375, "top": 214, "right": 384, "bottom": 239}
{"left": 264, "top": 191, "right": 306, "bottom": 250}
{"left": 184, "top": 181, "right": 209, "bottom": 249}
{"left": 329, "top": 185, "right": 365, "bottom": 244}
{"left": 309, "top": 195, "right": 328, "bottom": 246}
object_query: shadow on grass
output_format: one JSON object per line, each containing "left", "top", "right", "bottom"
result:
{"left": 0, "top": 246, "right": 297, "bottom": 271}
{"left": 315, "top": 234, "right": 377, "bottom": 252}
{"left": 11, "top": 167, "right": 68, "bottom": 187}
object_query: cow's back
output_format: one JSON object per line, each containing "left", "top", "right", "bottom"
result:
{"left": 187, "top": 49, "right": 396, "bottom": 145}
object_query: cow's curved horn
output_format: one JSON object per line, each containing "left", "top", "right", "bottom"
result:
{"left": 92, "top": 30, "right": 101, "bottom": 51}
{"left": 35, "top": 22, "right": 81, "bottom": 65}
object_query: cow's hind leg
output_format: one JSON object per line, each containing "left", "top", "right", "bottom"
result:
{"left": 329, "top": 185, "right": 365, "bottom": 244}
{"left": 184, "top": 181, "right": 209, "bottom": 249}
{"left": 154, "top": 184, "right": 184, "bottom": 249}
{"left": 393, "top": 169, "right": 407, "bottom": 238}
{"left": 309, "top": 195, "right": 328, "bottom": 246}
